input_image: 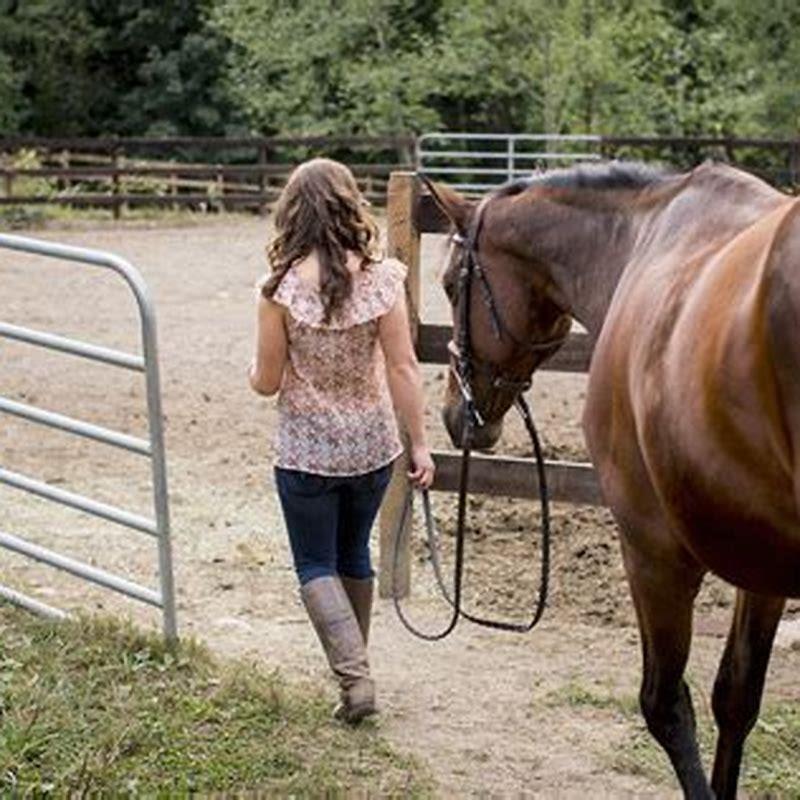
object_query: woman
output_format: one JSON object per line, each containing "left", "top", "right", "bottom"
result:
{"left": 249, "top": 158, "right": 434, "bottom": 723}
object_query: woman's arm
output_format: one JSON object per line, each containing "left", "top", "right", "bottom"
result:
{"left": 378, "top": 291, "right": 435, "bottom": 489}
{"left": 248, "top": 294, "right": 288, "bottom": 396}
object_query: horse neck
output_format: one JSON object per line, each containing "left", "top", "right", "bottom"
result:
{"left": 514, "top": 166, "right": 787, "bottom": 339}
{"left": 502, "top": 191, "right": 650, "bottom": 338}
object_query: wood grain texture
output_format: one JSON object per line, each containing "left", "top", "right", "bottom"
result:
{"left": 379, "top": 172, "right": 421, "bottom": 598}
{"left": 416, "top": 324, "right": 594, "bottom": 373}
{"left": 430, "top": 451, "right": 604, "bottom": 506}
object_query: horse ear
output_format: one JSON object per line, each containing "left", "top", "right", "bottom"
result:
{"left": 418, "top": 175, "right": 474, "bottom": 233}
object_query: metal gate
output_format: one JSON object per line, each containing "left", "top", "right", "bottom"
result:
{"left": 0, "top": 233, "right": 177, "bottom": 641}
{"left": 416, "top": 133, "right": 602, "bottom": 192}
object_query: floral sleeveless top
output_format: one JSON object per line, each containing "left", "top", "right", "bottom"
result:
{"left": 270, "top": 258, "right": 406, "bottom": 476}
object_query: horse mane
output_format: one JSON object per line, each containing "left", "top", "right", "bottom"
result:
{"left": 495, "top": 161, "right": 670, "bottom": 198}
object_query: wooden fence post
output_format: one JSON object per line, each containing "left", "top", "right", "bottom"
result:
{"left": 258, "top": 141, "right": 270, "bottom": 215}
{"left": 216, "top": 165, "right": 225, "bottom": 212}
{"left": 379, "top": 171, "right": 420, "bottom": 599}
{"left": 170, "top": 167, "right": 178, "bottom": 212}
{"left": 111, "top": 145, "right": 122, "bottom": 220}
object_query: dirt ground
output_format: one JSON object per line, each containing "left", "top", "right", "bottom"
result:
{"left": 2, "top": 215, "right": 798, "bottom": 797}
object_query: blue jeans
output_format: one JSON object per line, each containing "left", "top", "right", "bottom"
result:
{"left": 274, "top": 463, "right": 393, "bottom": 585}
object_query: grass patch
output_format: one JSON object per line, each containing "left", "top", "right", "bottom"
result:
{"left": 546, "top": 679, "right": 800, "bottom": 797}
{"left": 0, "top": 203, "right": 256, "bottom": 230}
{"left": 0, "top": 607, "right": 432, "bottom": 795}
{"left": 610, "top": 706, "right": 800, "bottom": 797}
{"left": 543, "top": 681, "right": 639, "bottom": 718}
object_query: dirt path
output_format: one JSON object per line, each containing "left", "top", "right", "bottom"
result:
{"left": 2, "top": 217, "right": 798, "bottom": 797}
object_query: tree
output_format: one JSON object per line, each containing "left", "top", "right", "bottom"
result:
{"left": 1, "top": 0, "right": 796, "bottom": 140}
{"left": 211, "top": 0, "right": 443, "bottom": 135}
{"left": 713, "top": 0, "right": 800, "bottom": 135}
{"left": 0, "top": 50, "right": 23, "bottom": 133}
{"left": 0, "top": 0, "right": 100, "bottom": 135}
{"left": 0, "top": 0, "right": 239, "bottom": 136}
{"left": 88, "top": 0, "right": 242, "bottom": 136}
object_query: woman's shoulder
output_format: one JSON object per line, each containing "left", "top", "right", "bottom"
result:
{"left": 268, "top": 266, "right": 301, "bottom": 305}
{"left": 351, "top": 257, "right": 407, "bottom": 320}
{"left": 266, "top": 256, "right": 408, "bottom": 330}
{"left": 364, "top": 256, "right": 407, "bottom": 283}
{"left": 268, "top": 266, "right": 325, "bottom": 325}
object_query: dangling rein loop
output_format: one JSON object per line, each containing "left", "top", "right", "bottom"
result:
{"left": 391, "top": 395, "right": 552, "bottom": 639}
{"left": 392, "top": 188, "right": 553, "bottom": 640}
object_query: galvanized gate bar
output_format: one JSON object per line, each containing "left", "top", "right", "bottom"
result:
{"left": 420, "top": 160, "right": 602, "bottom": 174}
{"left": 419, "top": 150, "right": 599, "bottom": 161}
{"left": 0, "top": 530, "right": 162, "bottom": 607}
{"left": 0, "top": 467, "right": 159, "bottom": 536}
{"left": 0, "top": 397, "right": 152, "bottom": 456}
{"left": 0, "top": 321, "right": 145, "bottom": 371}
{"left": 0, "top": 585, "right": 67, "bottom": 620}
{"left": 417, "top": 132, "right": 603, "bottom": 191}
{"left": 0, "top": 232, "right": 177, "bottom": 641}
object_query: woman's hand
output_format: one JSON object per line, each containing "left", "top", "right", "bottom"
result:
{"left": 408, "top": 444, "right": 435, "bottom": 490}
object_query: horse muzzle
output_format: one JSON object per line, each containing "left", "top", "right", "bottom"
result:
{"left": 441, "top": 401, "right": 503, "bottom": 451}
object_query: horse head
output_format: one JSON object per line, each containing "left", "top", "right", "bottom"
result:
{"left": 425, "top": 179, "right": 571, "bottom": 450}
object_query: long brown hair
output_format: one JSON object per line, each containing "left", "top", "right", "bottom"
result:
{"left": 262, "top": 158, "right": 381, "bottom": 321}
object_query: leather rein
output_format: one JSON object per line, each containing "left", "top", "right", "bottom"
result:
{"left": 392, "top": 196, "right": 562, "bottom": 640}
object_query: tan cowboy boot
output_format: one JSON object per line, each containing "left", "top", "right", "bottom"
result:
{"left": 300, "top": 575, "right": 375, "bottom": 723}
{"left": 340, "top": 575, "right": 374, "bottom": 645}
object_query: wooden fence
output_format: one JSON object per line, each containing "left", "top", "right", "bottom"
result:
{"left": 1, "top": 134, "right": 797, "bottom": 218}
{"left": 377, "top": 172, "right": 603, "bottom": 599}
{"left": 0, "top": 135, "right": 416, "bottom": 218}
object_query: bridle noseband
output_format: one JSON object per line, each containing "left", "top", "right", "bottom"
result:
{"left": 392, "top": 189, "right": 562, "bottom": 640}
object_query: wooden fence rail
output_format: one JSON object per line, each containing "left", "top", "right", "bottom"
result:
{"left": 0, "top": 134, "right": 416, "bottom": 218}
{"left": 377, "top": 172, "right": 603, "bottom": 599}
{"left": 0, "top": 161, "right": 409, "bottom": 217}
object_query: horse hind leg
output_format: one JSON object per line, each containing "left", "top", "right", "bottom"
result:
{"left": 711, "top": 589, "right": 785, "bottom": 800}
{"left": 620, "top": 530, "right": 712, "bottom": 798}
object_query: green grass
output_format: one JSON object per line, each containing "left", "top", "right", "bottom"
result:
{"left": 545, "top": 680, "right": 800, "bottom": 798}
{"left": 0, "top": 203, "right": 254, "bottom": 230}
{"left": 0, "top": 606, "right": 433, "bottom": 796}
{"left": 543, "top": 681, "right": 640, "bottom": 717}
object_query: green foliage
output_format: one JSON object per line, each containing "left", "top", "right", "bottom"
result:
{"left": 0, "top": 49, "right": 23, "bottom": 131}
{"left": 0, "top": 0, "right": 99, "bottom": 135}
{"left": 212, "top": 0, "right": 799, "bottom": 137}
{"left": 211, "top": 0, "right": 441, "bottom": 135}
{"left": 0, "top": 607, "right": 432, "bottom": 794}
{"left": 0, "top": 0, "right": 241, "bottom": 136}
{"left": 0, "top": 0, "right": 796, "bottom": 137}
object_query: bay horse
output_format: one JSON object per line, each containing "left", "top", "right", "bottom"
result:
{"left": 427, "top": 161, "right": 800, "bottom": 799}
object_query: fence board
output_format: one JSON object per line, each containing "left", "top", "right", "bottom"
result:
{"left": 0, "top": 191, "right": 386, "bottom": 208}
{"left": 0, "top": 193, "right": 276, "bottom": 207}
{"left": 431, "top": 451, "right": 603, "bottom": 506}
{"left": 0, "top": 163, "right": 408, "bottom": 179}
{"left": 0, "top": 134, "right": 416, "bottom": 151}
{"left": 416, "top": 324, "right": 593, "bottom": 373}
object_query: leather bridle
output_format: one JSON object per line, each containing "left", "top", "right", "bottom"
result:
{"left": 392, "top": 191, "right": 561, "bottom": 639}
